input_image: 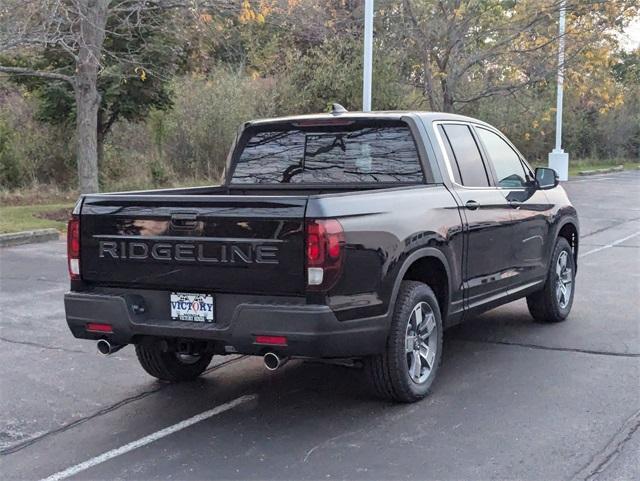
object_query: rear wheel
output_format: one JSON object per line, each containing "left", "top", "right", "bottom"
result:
{"left": 527, "top": 237, "right": 575, "bottom": 323}
{"left": 365, "top": 281, "right": 443, "bottom": 403}
{"left": 135, "top": 343, "right": 213, "bottom": 382}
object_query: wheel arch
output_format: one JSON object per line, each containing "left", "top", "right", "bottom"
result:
{"left": 390, "top": 248, "right": 452, "bottom": 322}
{"left": 555, "top": 218, "right": 579, "bottom": 271}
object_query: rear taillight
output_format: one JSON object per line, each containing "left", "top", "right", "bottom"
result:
{"left": 67, "top": 215, "right": 80, "bottom": 280}
{"left": 306, "top": 219, "right": 345, "bottom": 290}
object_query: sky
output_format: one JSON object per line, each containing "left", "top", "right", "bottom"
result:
{"left": 621, "top": 16, "right": 640, "bottom": 51}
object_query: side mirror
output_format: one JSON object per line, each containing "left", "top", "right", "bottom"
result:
{"left": 535, "top": 167, "right": 559, "bottom": 190}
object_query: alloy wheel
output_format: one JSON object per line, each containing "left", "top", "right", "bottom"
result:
{"left": 555, "top": 250, "right": 573, "bottom": 309}
{"left": 405, "top": 301, "right": 438, "bottom": 384}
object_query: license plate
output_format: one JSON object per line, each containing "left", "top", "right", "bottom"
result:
{"left": 170, "top": 292, "right": 214, "bottom": 322}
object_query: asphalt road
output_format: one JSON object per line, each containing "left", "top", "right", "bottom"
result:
{"left": 1, "top": 170, "right": 638, "bottom": 481}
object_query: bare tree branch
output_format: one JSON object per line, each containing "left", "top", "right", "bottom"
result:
{"left": 0, "top": 65, "right": 74, "bottom": 84}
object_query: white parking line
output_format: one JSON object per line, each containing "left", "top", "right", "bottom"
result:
{"left": 579, "top": 232, "right": 640, "bottom": 258}
{"left": 40, "top": 394, "right": 257, "bottom": 481}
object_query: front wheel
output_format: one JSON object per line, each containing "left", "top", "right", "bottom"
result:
{"left": 135, "top": 343, "right": 213, "bottom": 382}
{"left": 365, "top": 281, "right": 443, "bottom": 403}
{"left": 527, "top": 237, "right": 575, "bottom": 323}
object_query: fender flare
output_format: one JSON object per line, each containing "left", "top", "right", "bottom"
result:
{"left": 550, "top": 216, "right": 580, "bottom": 269}
{"left": 553, "top": 215, "right": 579, "bottom": 238}
{"left": 387, "top": 247, "right": 453, "bottom": 317}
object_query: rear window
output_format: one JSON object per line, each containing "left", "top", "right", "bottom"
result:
{"left": 440, "top": 124, "right": 490, "bottom": 187}
{"left": 230, "top": 120, "right": 424, "bottom": 184}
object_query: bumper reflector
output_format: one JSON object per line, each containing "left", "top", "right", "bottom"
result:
{"left": 255, "top": 335, "right": 288, "bottom": 346}
{"left": 86, "top": 322, "right": 113, "bottom": 333}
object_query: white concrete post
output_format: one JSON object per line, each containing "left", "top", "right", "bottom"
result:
{"left": 549, "top": 0, "right": 569, "bottom": 180}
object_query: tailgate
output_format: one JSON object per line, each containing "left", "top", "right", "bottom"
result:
{"left": 79, "top": 195, "right": 307, "bottom": 295}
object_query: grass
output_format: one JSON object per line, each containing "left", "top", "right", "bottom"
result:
{"left": 529, "top": 158, "right": 639, "bottom": 177}
{"left": 0, "top": 203, "right": 73, "bottom": 234}
{"left": 0, "top": 184, "right": 78, "bottom": 207}
{"left": 567, "top": 161, "right": 638, "bottom": 177}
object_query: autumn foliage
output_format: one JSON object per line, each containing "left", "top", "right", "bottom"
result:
{"left": 0, "top": 0, "right": 638, "bottom": 191}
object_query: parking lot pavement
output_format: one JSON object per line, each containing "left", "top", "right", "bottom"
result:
{"left": 1, "top": 170, "right": 638, "bottom": 481}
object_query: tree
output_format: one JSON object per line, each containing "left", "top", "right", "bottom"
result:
{"left": 395, "top": 0, "right": 639, "bottom": 113}
{"left": 1, "top": 0, "right": 109, "bottom": 193}
{"left": 0, "top": 0, "right": 235, "bottom": 193}
{"left": 284, "top": 35, "right": 410, "bottom": 113}
{"left": 5, "top": 10, "right": 180, "bottom": 168}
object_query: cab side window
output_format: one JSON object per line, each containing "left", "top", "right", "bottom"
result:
{"left": 440, "top": 124, "right": 490, "bottom": 187}
{"left": 437, "top": 125, "right": 462, "bottom": 184}
{"left": 476, "top": 127, "right": 529, "bottom": 188}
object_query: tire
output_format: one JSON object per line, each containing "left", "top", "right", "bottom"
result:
{"left": 135, "top": 343, "right": 213, "bottom": 382}
{"left": 365, "top": 281, "right": 443, "bottom": 403}
{"left": 527, "top": 237, "right": 575, "bottom": 323}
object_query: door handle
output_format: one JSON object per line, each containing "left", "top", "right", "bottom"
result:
{"left": 465, "top": 200, "right": 480, "bottom": 210}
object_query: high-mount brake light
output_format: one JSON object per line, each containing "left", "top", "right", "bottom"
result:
{"left": 306, "top": 219, "right": 345, "bottom": 290}
{"left": 292, "top": 119, "right": 354, "bottom": 127}
{"left": 67, "top": 215, "right": 80, "bottom": 280}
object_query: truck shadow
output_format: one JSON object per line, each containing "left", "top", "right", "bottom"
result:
{"left": 108, "top": 326, "right": 555, "bottom": 479}
{"left": 165, "top": 300, "right": 549, "bottom": 410}
{"left": 446, "top": 298, "right": 567, "bottom": 345}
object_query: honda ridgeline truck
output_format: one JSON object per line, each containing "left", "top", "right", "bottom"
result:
{"left": 65, "top": 108, "right": 579, "bottom": 402}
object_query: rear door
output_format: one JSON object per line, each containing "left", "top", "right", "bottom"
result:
{"left": 435, "top": 123, "right": 516, "bottom": 310}
{"left": 80, "top": 195, "right": 307, "bottom": 295}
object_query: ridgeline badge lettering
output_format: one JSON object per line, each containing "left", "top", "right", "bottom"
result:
{"left": 98, "top": 240, "right": 279, "bottom": 264}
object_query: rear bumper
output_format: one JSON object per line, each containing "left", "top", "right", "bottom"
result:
{"left": 64, "top": 289, "right": 388, "bottom": 358}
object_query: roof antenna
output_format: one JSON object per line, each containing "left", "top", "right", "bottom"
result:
{"left": 331, "top": 103, "right": 348, "bottom": 115}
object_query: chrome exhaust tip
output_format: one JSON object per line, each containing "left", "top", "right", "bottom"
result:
{"left": 263, "top": 352, "right": 288, "bottom": 371}
{"left": 97, "top": 339, "right": 124, "bottom": 356}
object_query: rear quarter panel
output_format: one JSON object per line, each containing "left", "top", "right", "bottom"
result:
{"left": 307, "top": 185, "right": 464, "bottom": 322}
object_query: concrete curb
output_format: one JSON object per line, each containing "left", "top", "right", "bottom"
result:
{"left": 0, "top": 228, "right": 61, "bottom": 248}
{"left": 578, "top": 165, "right": 624, "bottom": 176}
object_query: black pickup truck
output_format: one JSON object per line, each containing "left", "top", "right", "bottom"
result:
{"left": 65, "top": 109, "right": 579, "bottom": 402}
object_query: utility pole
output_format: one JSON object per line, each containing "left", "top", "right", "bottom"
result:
{"left": 549, "top": 0, "right": 569, "bottom": 180}
{"left": 362, "top": 0, "right": 373, "bottom": 112}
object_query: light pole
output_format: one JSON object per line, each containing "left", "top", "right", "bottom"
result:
{"left": 549, "top": 0, "right": 569, "bottom": 180}
{"left": 362, "top": 0, "right": 374, "bottom": 112}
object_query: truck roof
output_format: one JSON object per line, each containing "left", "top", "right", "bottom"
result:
{"left": 246, "top": 110, "right": 492, "bottom": 128}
